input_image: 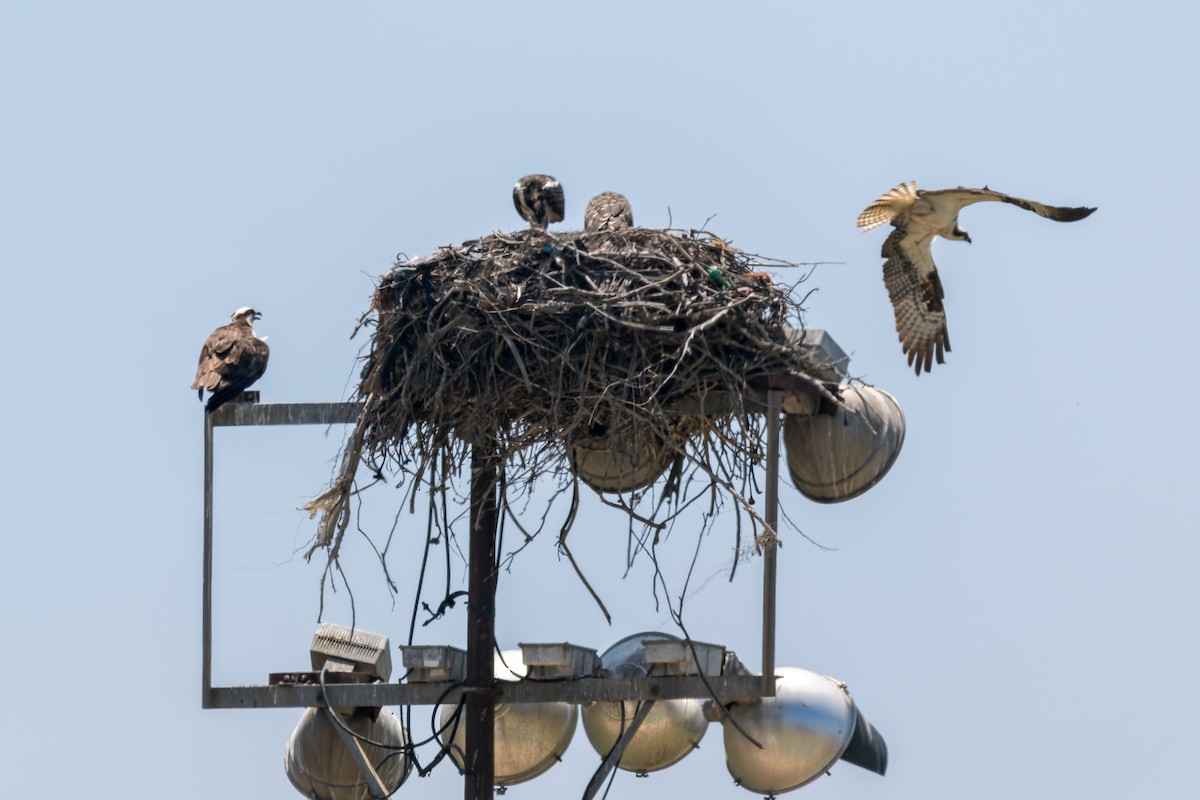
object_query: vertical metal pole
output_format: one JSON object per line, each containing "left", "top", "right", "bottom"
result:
{"left": 761, "top": 389, "right": 782, "bottom": 698}
{"left": 465, "top": 443, "right": 498, "bottom": 800}
{"left": 202, "top": 411, "right": 215, "bottom": 708}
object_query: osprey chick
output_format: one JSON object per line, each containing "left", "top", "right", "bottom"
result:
{"left": 513, "top": 174, "right": 565, "bottom": 229}
{"left": 191, "top": 307, "right": 270, "bottom": 412}
{"left": 584, "top": 191, "right": 634, "bottom": 232}
{"left": 857, "top": 182, "right": 1096, "bottom": 375}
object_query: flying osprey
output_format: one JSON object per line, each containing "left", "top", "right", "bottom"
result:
{"left": 857, "top": 182, "right": 1096, "bottom": 375}
{"left": 191, "top": 307, "right": 270, "bottom": 412}
{"left": 513, "top": 174, "right": 565, "bottom": 229}
{"left": 584, "top": 191, "right": 634, "bottom": 232}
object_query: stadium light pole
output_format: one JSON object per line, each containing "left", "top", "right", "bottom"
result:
{"left": 465, "top": 443, "right": 499, "bottom": 800}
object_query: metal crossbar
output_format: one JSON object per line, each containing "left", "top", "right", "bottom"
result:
{"left": 202, "top": 394, "right": 790, "bottom": 710}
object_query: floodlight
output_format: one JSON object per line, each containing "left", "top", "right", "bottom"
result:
{"left": 439, "top": 649, "right": 577, "bottom": 786}
{"left": 581, "top": 632, "right": 714, "bottom": 774}
{"left": 721, "top": 667, "right": 887, "bottom": 794}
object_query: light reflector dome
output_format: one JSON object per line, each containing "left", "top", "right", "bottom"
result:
{"left": 581, "top": 632, "right": 708, "bottom": 774}
{"left": 440, "top": 649, "right": 577, "bottom": 786}
{"left": 784, "top": 384, "right": 905, "bottom": 503}
{"left": 285, "top": 707, "right": 410, "bottom": 800}
{"left": 722, "top": 668, "right": 856, "bottom": 794}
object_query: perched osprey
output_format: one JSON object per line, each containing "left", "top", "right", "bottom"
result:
{"left": 584, "top": 191, "right": 634, "bottom": 232}
{"left": 513, "top": 174, "right": 565, "bottom": 229}
{"left": 191, "top": 307, "right": 270, "bottom": 412}
{"left": 857, "top": 182, "right": 1096, "bottom": 375}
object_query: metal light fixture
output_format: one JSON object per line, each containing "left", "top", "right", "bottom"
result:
{"left": 284, "top": 624, "right": 411, "bottom": 800}
{"left": 784, "top": 384, "right": 905, "bottom": 503}
{"left": 285, "top": 707, "right": 411, "bottom": 800}
{"left": 721, "top": 667, "right": 887, "bottom": 794}
{"left": 581, "top": 633, "right": 714, "bottom": 775}
{"left": 439, "top": 649, "right": 581, "bottom": 786}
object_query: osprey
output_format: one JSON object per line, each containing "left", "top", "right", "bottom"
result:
{"left": 191, "top": 307, "right": 270, "bottom": 412}
{"left": 857, "top": 182, "right": 1096, "bottom": 375}
{"left": 584, "top": 191, "right": 634, "bottom": 232}
{"left": 513, "top": 174, "right": 565, "bottom": 229}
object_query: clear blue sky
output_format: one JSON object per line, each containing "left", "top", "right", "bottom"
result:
{"left": 3, "top": 2, "right": 1196, "bottom": 798}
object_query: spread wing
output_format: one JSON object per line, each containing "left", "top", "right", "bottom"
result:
{"left": 857, "top": 181, "right": 919, "bottom": 231}
{"left": 863, "top": 182, "right": 1094, "bottom": 375}
{"left": 881, "top": 227, "right": 951, "bottom": 375}
{"left": 919, "top": 186, "right": 1097, "bottom": 222}
{"left": 584, "top": 192, "right": 633, "bottom": 231}
{"left": 191, "top": 324, "right": 269, "bottom": 410}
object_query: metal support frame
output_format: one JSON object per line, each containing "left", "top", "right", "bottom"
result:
{"left": 205, "top": 674, "right": 768, "bottom": 708}
{"left": 762, "top": 388, "right": 782, "bottom": 698}
{"left": 203, "top": 411, "right": 214, "bottom": 705}
{"left": 201, "top": 390, "right": 796, "bottom": 798}
{"left": 202, "top": 401, "right": 363, "bottom": 709}
{"left": 202, "top": 396, "right": 795, "bottom": 710}
{"left": 465, "top": 445, "right": 499, "bottom": 799}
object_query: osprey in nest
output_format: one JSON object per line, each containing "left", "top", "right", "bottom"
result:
{"left": 858, "top": 182, "right": 1096, "bottom": 375}
{"left": 584, "top": 191, "right": 634, "bottom": 232}
{"left": 191, "top": 307, "right": 269, "bottom": 412}
{"left": 513, "top": 174, "right": 565, "bottom": 229}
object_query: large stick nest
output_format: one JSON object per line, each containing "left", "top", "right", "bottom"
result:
{"left": 307, "top": 226, "right": 837, "bottom": 568}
